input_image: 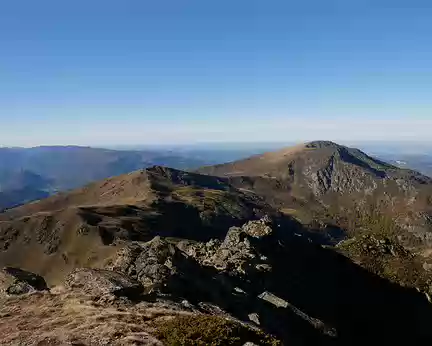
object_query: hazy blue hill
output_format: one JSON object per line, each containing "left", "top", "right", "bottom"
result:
{"left": 0, "top": 146, "right": 209, "bottom": 209}
{"left": 0, "top": 170, "right": 53, "bottom": 210}
{"left": 379, "top": 153, "right": 432, "bottom": 178}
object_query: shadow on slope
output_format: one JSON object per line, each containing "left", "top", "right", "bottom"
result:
{"left": 151, "top": 218, "right": 432, "bottom": 344}
{"left": 80, "top": 196, "right": 272, "bottom": 244}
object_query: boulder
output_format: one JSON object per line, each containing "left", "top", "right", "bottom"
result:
{"left": 134, "top": 237, "right": 177, "bottom": 290}
{"left": 105, "top": 237, "right": 193, "bottom": 294}
{"left": 0, "top": 267, "right": 48, "bottom": 296}
{"left": 106, "top": 243, "right": 144, "bottom": 276}
{"left": 64, "top": 268, "right": 142, "bottom": 297}
{"left": 248, "top": 312, "right": 260, "bottom": 325}
{"left": 212, "top": 226, "right": 257, "bottom": 274}
{"left": 241, "top": 216, "right": 273, "bottom": 238}
{"left": 199, "top": 217, "right": 274, "bottom": 275}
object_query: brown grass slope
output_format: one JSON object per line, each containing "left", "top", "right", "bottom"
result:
{"left": 0, "top": 166, "right": 274, "bottom": 285}
{"left": 0, "top": 290, "right": 280, "bottom": 345}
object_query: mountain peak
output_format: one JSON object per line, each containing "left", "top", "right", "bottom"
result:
{"left": 197, "top": 141, "right": 356, "bottom": 178}
{"left": 197, "top": 140, "right": 431, "bottom": 195}
{"left": 304, "top": 140, "right": 341, "bottom": 149}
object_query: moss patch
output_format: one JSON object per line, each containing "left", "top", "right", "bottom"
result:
{"left": 152, "top": 315, "right": 281, "bottom": 346}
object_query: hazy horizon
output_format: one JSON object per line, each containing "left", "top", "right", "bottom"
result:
{"left": 2, "top": 139, "right": 432, "bottom": 155}
{"left": 1, "top": 1, "right": 431, "bottom": 146}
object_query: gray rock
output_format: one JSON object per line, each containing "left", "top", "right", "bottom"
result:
{"left": 176, "top": 217, "right": 274, "bottom": 278}
{"left": 107, "top": 237, "right": 183, "bottom": 293}
{"left": 255, "top": 264, "right": 272, "bottom": 272}
{"left": 134, "top": 236, "right": 177, "bottom": 291}
{"left": 64, "top": 268, "right": 142, "bottom": 297}
{"left": 234, "top": 287, "right": 247, "bottom": 294}
{"left": 0, "top": 267, "right": 48, "bottom": 296}
{"left": 106, "top": 243, "right": 144, "bottom": 276}
{"left": 241, "top": 217, "right": 273, "bottom": 238}
{"left": 212, "top": 226, "right": 256, "bottom": 274}
{"left": 248, "top": 312, "right": 260, "bottom": 325}
{"left": 258, "top": 291, "right": 289, "bottom": 308}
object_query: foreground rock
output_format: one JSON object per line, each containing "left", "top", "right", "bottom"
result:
{"left": 2, "top": 217, "right": 432, "bottom": 345}
{"left": 104, "top": 216, "right": 432, "bottom": 344}
{"left": 0, "top": 267, "right": 48, "bottom": 297}
{"left": 64, "top": 268, "right": 143, "bottom": 298}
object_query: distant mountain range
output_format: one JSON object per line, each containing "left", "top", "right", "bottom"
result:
{"left": 379, "top": 153, "right": 432, "bottom": 177}
{"left": 0, "top": 143, "right": 430, "bottom": 211}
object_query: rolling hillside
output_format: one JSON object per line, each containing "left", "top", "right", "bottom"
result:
{"left": 0, "top": 146, "right": 208, "bottom": 210}
{"left": 0, "top": 166, "right": 273, "bottom": 284}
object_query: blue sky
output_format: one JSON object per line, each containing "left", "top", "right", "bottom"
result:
{"left": 0, "top": 0, "right": 431, "bottom": 146}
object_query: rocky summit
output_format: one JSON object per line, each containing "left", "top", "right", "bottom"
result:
{"left": 1, "top": 142, "right": 432, "bottom": 345}
{"left": 199, "top": 141, "right": 432, "bottom": 249}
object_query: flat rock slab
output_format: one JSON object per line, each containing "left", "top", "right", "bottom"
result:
{"left": 258, "top": 291, "right": 289, "bottom": 308}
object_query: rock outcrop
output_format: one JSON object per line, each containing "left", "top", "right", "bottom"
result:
{"left": 101, "top": 216, "right": 432, "bottom": 344}
{"left": 181, "top": 217, "right": 274, "bottom": 276}
{"left": 2, "top": 216, "right": 432, "bottom": 344}
{"left": 64, "top": 268, "right": 143, "bottom": 298}
{"left": 0, "top": 267, "right": 48, "bottom": 297}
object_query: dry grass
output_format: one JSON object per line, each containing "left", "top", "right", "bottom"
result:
{"left": 197, "top": 143, "right": 311, "bottom": 177}
{"left": 0, "top": 208, "right": 122, "bottom": 286}
{"left": 0, "top": 289, "right": 190, "bottom": 345}
{"left": 0, "top": 169, "right": 156, "bottom": 221}
{"left": 260, "top": 143, "right": 309, "bottom": 164}
{"left": 0, "top": 290, "right": 280, "bottom": 346}
{"left": 152, "top": 314, "right": 281, "bottom": 346}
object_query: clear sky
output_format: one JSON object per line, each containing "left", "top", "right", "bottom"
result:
{"left": 1, "top": 0, "right": 431, "bottom": 146}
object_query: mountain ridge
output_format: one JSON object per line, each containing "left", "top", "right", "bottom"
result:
{"left": 1, "top": 142, "right": 432, "bottom": 344}
{"left": 0, "top": 166, "right": 275, "bottom": 284}
{"left": 198, "top": 141, "right": 432, "bottom": 252}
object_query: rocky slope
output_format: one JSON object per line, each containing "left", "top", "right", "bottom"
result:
{"left": 198, "top": 141, "right": 432, "bottom": 250}
{"left": 1, "top": 217, "right": 432, "bottom": 345}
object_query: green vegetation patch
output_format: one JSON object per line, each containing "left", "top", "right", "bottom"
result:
{"left": 173, "top": 187, "right": 248, "bottom": 216}
{"left": 338, "top": 234, "right": 431, "bottom": 291}
{"left": 152, "top": 314, "right": 281, "bottom": 346}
